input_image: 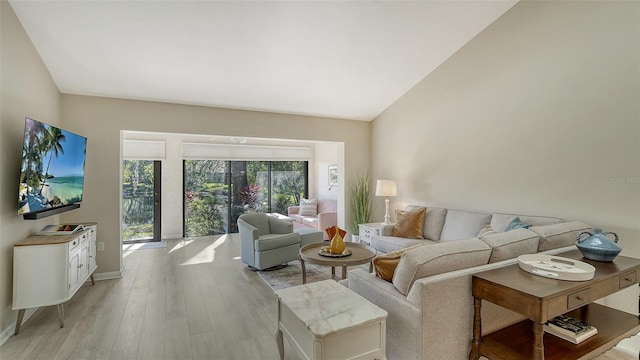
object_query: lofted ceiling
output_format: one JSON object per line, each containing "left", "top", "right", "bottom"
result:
{"left": 9, "top": 0, "right": 517, "bottom": 121}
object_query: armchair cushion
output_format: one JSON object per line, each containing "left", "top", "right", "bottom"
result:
{"left": 254, "top": 233, "right": 300, "bottom": 251}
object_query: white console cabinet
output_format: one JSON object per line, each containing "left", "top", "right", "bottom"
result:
{"left": 12, "top": 223, "right": 97, "bottom": 335}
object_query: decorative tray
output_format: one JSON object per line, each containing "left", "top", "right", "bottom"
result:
{"left": 518, "top": 254, "right": 595, "bottom": 281}
{"left": 319, "top": 246, "right": 352, "bottom": 258}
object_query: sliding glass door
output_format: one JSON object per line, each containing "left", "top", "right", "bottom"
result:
{"left": 122, "top": 160, "right": 161, "bottom": 242}
{"left": 183, "top": 160, "right": 307, "bottom": 237}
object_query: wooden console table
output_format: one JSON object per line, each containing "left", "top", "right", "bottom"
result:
{"left": 469, "top": 249, "right": 640, "bottom": 360}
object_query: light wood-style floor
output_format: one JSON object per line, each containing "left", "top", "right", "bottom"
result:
{"left": 1, "top": 235, "right": 298, "bottom": 360}
{"left": 1, "top": 234, "right": 638, "bottom": 360}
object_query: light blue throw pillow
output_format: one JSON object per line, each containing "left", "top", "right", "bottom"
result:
{"left": 505, "top": 216, "right": 532, "bottom": 231}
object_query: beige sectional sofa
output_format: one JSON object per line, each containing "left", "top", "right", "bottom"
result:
{"left": 345, "top": 205, "right": 592, "bottom": 360}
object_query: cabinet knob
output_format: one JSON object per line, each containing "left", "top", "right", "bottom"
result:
{"left": 78, "top": 264, "right": 83, "bottom": 268}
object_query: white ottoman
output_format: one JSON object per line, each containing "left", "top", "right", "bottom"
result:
{"left": 275, "top": 280, "right": 387, "bottom": 360}
{"left": 295, "top": 228, "right": 324, "bottom": 247}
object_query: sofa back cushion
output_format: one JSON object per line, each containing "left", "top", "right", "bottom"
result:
{"left": 440, "top": 210, "right": 491, "bottom": 241}
{"left": 490, "top": 213, "right": 563, "bottom": 233}
{"left": 392, "top": 238, "right": 491, "bottom": 295}
{"left": 530, "top": 221, "right": 591, "bottom": 252}
{"left": 317, "top": 199, "right": 337, "bottom": 214}
{"left": 480, "top": 228, "right": 539, "bottom": 263}
{"left": 406, "top": 205, "right": 447, "bottom": 241}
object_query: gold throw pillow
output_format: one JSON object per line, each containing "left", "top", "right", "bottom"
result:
{"left": 391, "top": 207, "right": 426, "bottom": 239}
{"left": 372, "top": 243, "right": 428, "bottom": 282}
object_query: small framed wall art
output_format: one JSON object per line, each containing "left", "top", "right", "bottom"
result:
{"left": 328, "top": 165, "right": 338, "bottom": 189}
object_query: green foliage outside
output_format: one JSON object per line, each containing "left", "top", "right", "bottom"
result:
{"left": 122, "top": 160, "right": 155, "bottom": 241}
{"left": 184, "top": 160, "right": 306, "bottom": 237}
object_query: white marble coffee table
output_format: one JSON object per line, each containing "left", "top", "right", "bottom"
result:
{"left": 275, "top": 279, "right": 388, "bottom": 360}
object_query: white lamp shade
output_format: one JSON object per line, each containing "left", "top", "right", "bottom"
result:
{"left": 375, "top": 180, "right": 398, "bottom": 197}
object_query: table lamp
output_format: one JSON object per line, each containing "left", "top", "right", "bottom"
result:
{"left": 375, "top": 180, "right": 397, "bottom": 225}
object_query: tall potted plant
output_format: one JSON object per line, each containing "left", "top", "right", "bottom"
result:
{"left": 350, "top": 172, "right": 372, "bottom": 242}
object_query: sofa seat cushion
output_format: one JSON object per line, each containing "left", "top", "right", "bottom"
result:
{"left": 289, "top": 214, "right": 303, "bottom": 223}
{"left": 480, "top": 228, "right": 539, "bottom": 263}
{"left": 530, "top": 221, "right": 592, "bottom": 252}
{"left": 254, "top": 233, "right": 300, "bottom": 251}
{"left": 370, "top": 236, "right": 433, "bottom": 254}
{"left": 392, "top": 238, "right": 492, "bottom": 295}
{"left": 491, "top": 213, "right": 564, "bottom": 233}
{"left": 440, "top": 210, "right": 492, "bottom": 242}
{"left": 301, "top": 216, "right": 319, "bottom": 228}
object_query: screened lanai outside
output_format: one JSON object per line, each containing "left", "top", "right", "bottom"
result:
{"left": 183, "top": 160, "right": 307, "bottom": 237}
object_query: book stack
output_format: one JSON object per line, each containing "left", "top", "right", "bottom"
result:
{"left": 544, "top": 314, "right": 598, "bottom": 344}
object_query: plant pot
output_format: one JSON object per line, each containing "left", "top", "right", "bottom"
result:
{"left": 352, "top": 234, "right": 360, "bottom": 243}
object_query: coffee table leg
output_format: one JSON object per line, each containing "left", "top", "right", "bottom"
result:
{"left": 342, "top": 266, "right": 347, "bottom": 279}
{"left": 331, "top": 266, "right": 335, "bottom": 279}
{"left": 300, "top": 258, "right": 307, "bottom": 284}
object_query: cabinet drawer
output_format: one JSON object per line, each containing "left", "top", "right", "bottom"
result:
{"left": 69, "top": 238, "right": 81, "bottom": 253}
{"left": 362, "top": 227, "right": 377, "bottom": 237}
{"left": 567, "top": 288, "right": 591, "bottom": 309}
{"left": 619, "top": 271, "right": 637, "bottom": 289}
{"left": 68, "top": 233, "right": 87, "bottom": 254}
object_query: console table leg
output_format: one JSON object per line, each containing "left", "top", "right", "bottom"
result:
{"left": 533, "top": 321, "right": 544, "bottom": 360}
{"left": 57, "top": 304, "right": 64, "bottom": 328}
{"left": 14, "top": 309, "right": 25, "bottom": 335}
{"left": 470, "top": 297, "right": 482, "bottom": 360}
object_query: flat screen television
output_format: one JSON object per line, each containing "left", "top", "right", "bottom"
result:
{"left": 17, "top": 117, "right": 87, "bottom": 219}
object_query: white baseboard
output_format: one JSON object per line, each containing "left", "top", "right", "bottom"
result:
{"left": 93, "top": 270, "right": 123, "bottom": 281}
{"left": 0, "top": 308, "right": 38, "bottom": 347}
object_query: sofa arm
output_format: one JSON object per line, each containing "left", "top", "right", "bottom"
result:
{"left": 347, "top": 269, "right": 422, "bottom": 360}
{"left": 287, "top": 206, "right": 300, "bottom": 216}
{"left": 317, "top": 211, "right": 337, "bottom": 233}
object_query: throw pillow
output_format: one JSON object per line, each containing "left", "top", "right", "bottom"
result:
{"left": 299, "top": 198, "right": 318, "bottom": 216}
{"left": 477, "top": 224, "right": 497, "bottom": 238}
{"left": 391, "top": 207, "right": 426, "bottom": 239}
{"left": 372, "top": 243, "right": 427, "bottom": 282}
{"left": 505, "top": 216, "right": 532, "bottom": 231}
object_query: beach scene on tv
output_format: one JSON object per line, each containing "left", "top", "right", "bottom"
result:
{"left": 18, "top": 118, "right": 87, "bottom": 215}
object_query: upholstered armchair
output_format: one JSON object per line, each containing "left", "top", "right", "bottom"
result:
{"left": 237, "top": 213, "right": 301, "bottom": 270}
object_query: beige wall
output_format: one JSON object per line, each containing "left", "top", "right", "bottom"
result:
{"left": 0, "top": 1, "right": 62, "bottom": 337}
{"left": 60, "top": 95, "right": 370, "bottom": 276}
{"left": 372, "top": 1, "right": 640, "bottom": 311}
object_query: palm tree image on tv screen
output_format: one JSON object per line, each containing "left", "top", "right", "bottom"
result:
{"left": 18, "top": 117, "right": 87, "bottom": 216}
